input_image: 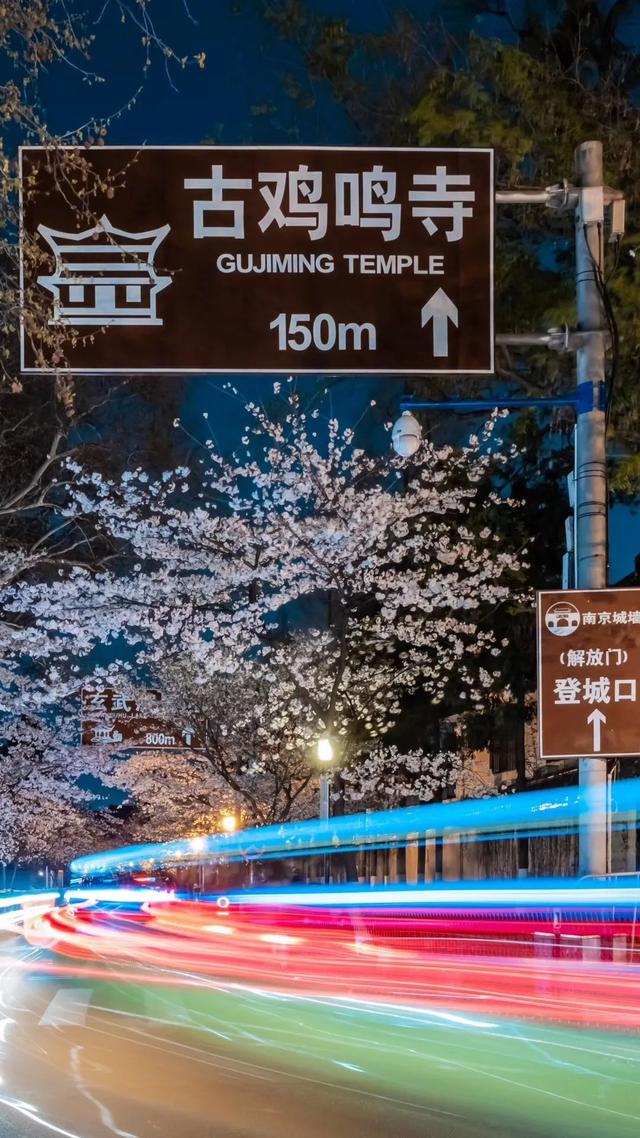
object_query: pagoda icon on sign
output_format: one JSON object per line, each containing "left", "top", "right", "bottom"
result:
{"left": 36, "top": 215, "right": 172, "bottom": 326}
{"left": 90, "top": 724, "right": 124, "bottom": 745}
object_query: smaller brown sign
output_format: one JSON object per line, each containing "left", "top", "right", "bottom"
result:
{"left": 537, "top": 589, "right": 640, "bottom": 759}
{"left": 80, "top": 688, "right": 201, "bottom": 750}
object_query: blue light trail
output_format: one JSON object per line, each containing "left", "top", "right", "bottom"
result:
{"left": 70, "top": 778, "right": 640, "bottom": 878}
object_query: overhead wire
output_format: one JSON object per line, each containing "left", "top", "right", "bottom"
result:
{"left": 582, "top": 222, "right": 620, "bottom": 433}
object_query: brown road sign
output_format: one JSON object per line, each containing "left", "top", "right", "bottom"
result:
{"left": 20, "top": 146, "right": 494, "bottom": 375}
{"left": 80, "top": 688, "right": 201, "bottom": 751}
{"left": 537, "top": 589, "right": 640, "bottom": 759}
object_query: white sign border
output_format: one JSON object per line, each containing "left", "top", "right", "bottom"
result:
{"left": 537, "top": 587, "right": 640, "bottom": 760}
{"left": 19, "top": 144, "right": 495, "bottom": 376}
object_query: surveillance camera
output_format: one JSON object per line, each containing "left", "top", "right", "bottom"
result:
{"left": 391, "top": 411, "right": 422, "bottom": 457}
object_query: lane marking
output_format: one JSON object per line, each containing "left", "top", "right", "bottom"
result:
{"left": 39, "top": 990, "right": 93, "bottom": 1029}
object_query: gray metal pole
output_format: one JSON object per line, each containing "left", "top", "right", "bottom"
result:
{"left": 495, "top": 333, "right": 553, "bottom": 347}
{"left": 496, "top": 189, "right": 556, "bottom": 205}
{"left": 574, "top": 140, "right": 609, "bottom": 877}
{"left": 319, "top": 772, "right": 331, "bottom": 821}
{"left": 319, "top": 772, "right": 331, "bottom": 884}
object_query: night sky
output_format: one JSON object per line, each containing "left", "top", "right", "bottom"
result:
{"left": 38, "top": 0, "right": 637, "bottom": 581}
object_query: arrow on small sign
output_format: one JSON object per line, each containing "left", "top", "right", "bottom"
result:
{"left": 421, "top": 289, "right": 459, "bottom": 357}
{"left": 587, "top": 708, "right": 606, "bottom": 753}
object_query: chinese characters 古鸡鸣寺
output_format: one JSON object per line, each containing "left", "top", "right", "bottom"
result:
{"left": 183, "top": 163, "right": 476, "bottom": 243}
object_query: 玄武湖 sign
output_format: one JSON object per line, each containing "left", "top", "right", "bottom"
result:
{"left": 80, "top": 688, "right": 201, "bottom": 751}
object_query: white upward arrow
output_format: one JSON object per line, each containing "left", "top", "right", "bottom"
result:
{"left": 421, "top": 289, "right": 459, "bottom": 358}
{"left": 587, "top": 708, "right": 606, "bottom": 753}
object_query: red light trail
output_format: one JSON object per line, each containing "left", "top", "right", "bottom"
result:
{"left": 20, "top": 896, "right": 640, "bottom": 1032}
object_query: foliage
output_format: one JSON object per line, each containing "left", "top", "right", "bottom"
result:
{"left": 0, "top": 2, "right": 203, "bottom": 854}
{"left": 0, "top": 716, "right": 232, "bottom": 862}
{"left": 0, "top": 0, "right": 202, "bottom": 626}
{"left": 340, "top": 744, "right": 464, "bottom": 809}
{"left": 103, "top": 748, "right": 237, "bottom": 843}
{"left": 4, "top": 388, "right": 524, "bottom": 824}
{"left": 254, "top": 0, "right": 640, "bottom": 493}
{"left": 1, "top": 0, "right": 202, "bottom": 388}
{"left": 0, "top": 716, "right": 117, "bottom": 863}
{"left": 158, "top": 663, "right": 318, "bottom": 826}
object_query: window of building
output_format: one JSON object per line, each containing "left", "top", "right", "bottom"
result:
{"left": 490, "top": 717, "right": 519, "bottom": 774}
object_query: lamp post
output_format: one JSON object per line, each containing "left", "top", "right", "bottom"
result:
{"left": 189, "top": 835, "right": 206, "bottom": 896}
{"left": 392, "top": 393, "right": 580, "bottom": 880}
{"left": 318, "top": 737, "right": 334, "bottom": 816}
{"left": 317, "top": 736, "right": 334, "bottom": 822}
{"left": 317, "top": 736, "right": 336, "bottom": 885}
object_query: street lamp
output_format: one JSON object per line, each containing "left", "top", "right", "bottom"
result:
{"left": 220, "top": 813, "right": 237, "bottom": 834}
{"left": 317, "top": 736, "right": 335, "bottom": 823}
{"left": 316, "top": 736, "right": 337, "bottom": 885}
{"left": 317, "top": 736, "right": 334, "bottom": 765}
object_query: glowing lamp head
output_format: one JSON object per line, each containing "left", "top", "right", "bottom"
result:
{"left": 317, "top": 737, "right": 334, "bottom": 764}
{"left": 189, "top": 835, "right": 206, "bottom": 853}
{"left": 220, "top": 813, "right": 237, "bottom": 834}
{"left": 391, "top": 411, "right": 422, "bottom": 457}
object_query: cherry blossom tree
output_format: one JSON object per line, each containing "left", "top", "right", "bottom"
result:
{"left": 4, "top": 387, "right": 524, "bottom": 825}
{"left": 157, "top": 662, "right": 320, "bottom": 825}
{"left": 0, "top": 716, "right": 120, "bottom": 865}
{"left": 0, "top": 1, "right": 204, "bottom": 782}
{"left": 2, "top": 0, "right": 204, "bottom": 388}
{"left": 103, "top": 748, "right": 237, "bottom": 844}
{"left": 340, "top": 744, "right": 463, "bottom": 809}
{"left": 0, "top": 715, "right": 235, "bottom": 865}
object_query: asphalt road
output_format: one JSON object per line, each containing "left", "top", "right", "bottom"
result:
{"left": 0, "top": 930, "right": 638, "bottom": 1138}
